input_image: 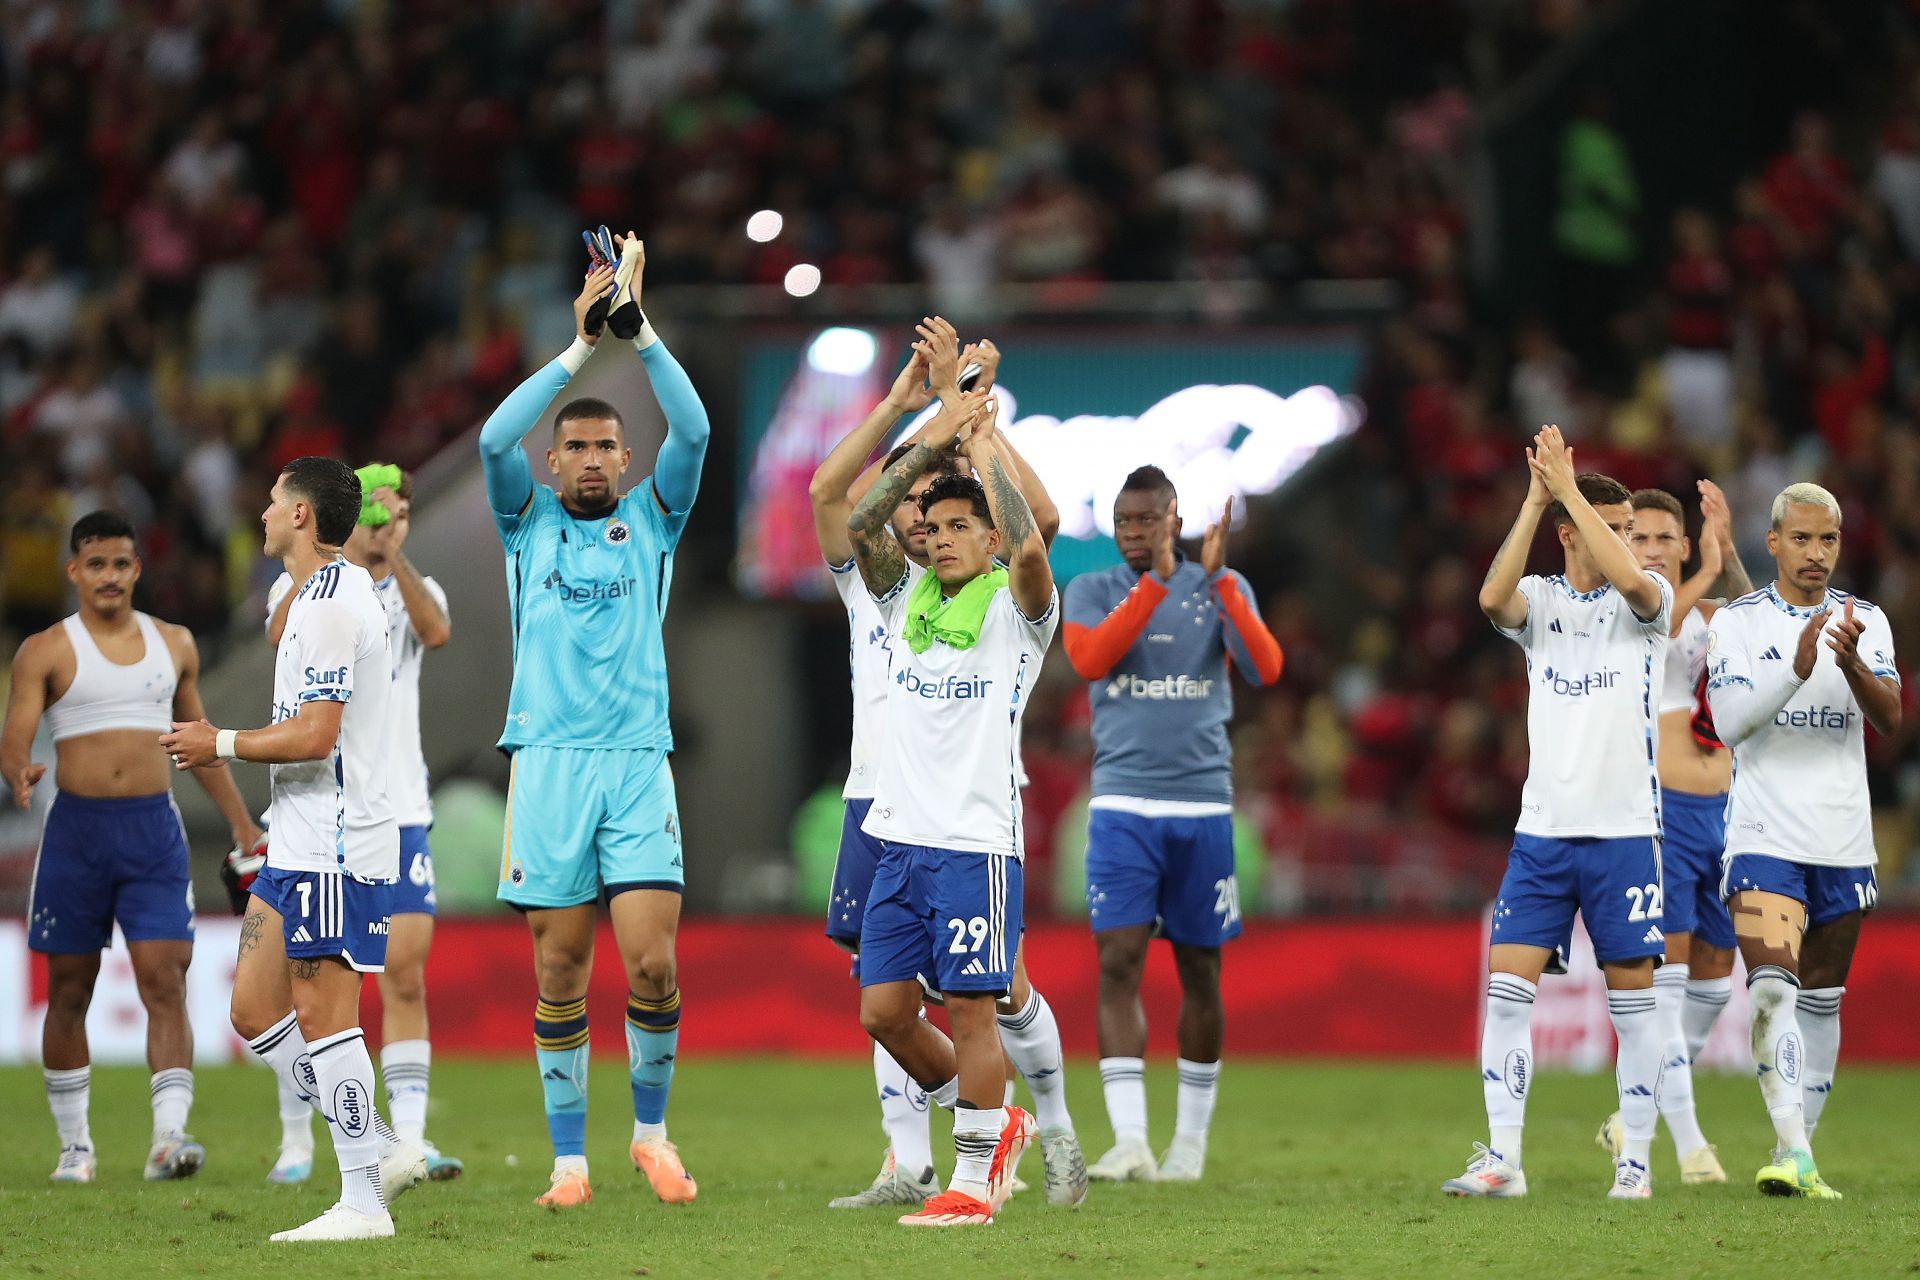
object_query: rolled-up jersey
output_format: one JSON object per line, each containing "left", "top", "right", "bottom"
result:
{"left": 862, "top": 563, "right": 1057, "bottom": 859}
{"left": 1706, "top": 585, "right": 1896, "bottom": 867}
{"left": 268, "top": 558, "right": 397, "bottom": 882}
{"left": 1495, "top": 572, "right": 1672, "bottom": 838}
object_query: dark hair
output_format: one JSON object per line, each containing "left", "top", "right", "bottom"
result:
{"left": 1549, "top": 473, "right": 1632, "bottom": 531}
{"left": 884, "top": 440, "right": 963, "bottom": 480}
{"left": 1628, "top": 488, "right": 1684, "bottom": 523}
{"left": 69, "top": 510, "right": 137, "bottom": 554}
{"left": 1118, "top": 464, "right": 1176, "bottom": 506}
{"left": 281, "top": 456, "right": 363, "bottom": 546}
{"left": 918, "top": 473, "right": 993, "bottom": 527}
{"left": 554, "top": 397, "right": 625, "bottom": 435}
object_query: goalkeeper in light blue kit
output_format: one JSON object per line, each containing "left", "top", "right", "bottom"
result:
{"left": 478, "top": 234, "right": 710, "bottom": 1209}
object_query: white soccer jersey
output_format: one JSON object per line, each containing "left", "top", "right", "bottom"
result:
{"left": 273, "top": 570, "right": 445, "bottom": 827}
{"left": 1495, "top": 572, "right": 1673, "bottom": 838}
{"left": 1707, "top": 585, "right": 1897, "bottom": 867}
{"left": 1660, "top": 605, "right": 1711, "bottom": 714}
{"left": 862, "top": 562, "right": 1057, "bottom": 858}
{"left": 267, "top": 559, "right": 398, "bottom": 882}
{"left": 829, "top": 557, "right": 890, "bottom": 800}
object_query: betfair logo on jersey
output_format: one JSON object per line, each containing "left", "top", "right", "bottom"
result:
{"left": 1774, "top": 704, "right": 1857, "bottom": 731}
{"left": 1541, "top": 666, "right": 1620, "bottom": 696}
{"left": 542, "top": 573, "right": 638, "bottom": 603}
{"left": 1105, "top": 673, "right": 1216, "bottom": 700}
{"left": 304, "top": 665, "right": 348, "bottom": 687}
{"left": 895, "top": 669, "right": 993, "bottom": 700}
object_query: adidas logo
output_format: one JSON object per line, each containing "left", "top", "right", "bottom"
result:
{"left": 290, "top": 926, "right": 313, "bottom": 944}
{"left": 1623, "top": 1084, "right": 1654, "bottom": 1097}
{"left": 541, "top": 1068, "right": 572, "bottom": 1082}
{"left": 1643, "top": 925, "right": 1665, "bottom": 944}
{"left": 961, "top": 958, "right": 987, "bottom": 977}
{"left": 1760, "top": 646, "right": 1783, "bottom": 660}
{"left": 1549, "top": 619, "right": 1564, "bottom": 634}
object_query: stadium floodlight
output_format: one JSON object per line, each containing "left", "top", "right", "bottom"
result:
{"left": 805, "top": 327, "right": 878, "bottom": 376}
{"left": 783, "top": 263, "right": 822, "bottom": 297}
{"left": 746, "top": 210, "right": 784, "bottom": 243}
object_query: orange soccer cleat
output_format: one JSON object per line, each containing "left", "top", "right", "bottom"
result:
{"left": 986, "top": 1105, "right": 1037, "bottom": 1214}
{"left": 535, "top": 1168, "right": 593, "bottom": 1208}
{"left": 631, "top": 1137, "right": 698, "bottom": 1204}
{"left": 898, "top": 1189, "right": 995, "bottom": 1227}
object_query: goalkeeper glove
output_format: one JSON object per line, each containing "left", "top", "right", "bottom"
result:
{"left": 221, "top": 834, "right": 268, "bottom": 914}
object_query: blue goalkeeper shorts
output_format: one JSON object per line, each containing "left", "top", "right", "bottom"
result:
{"left": 498, "top": 745, "right": 684, "bottom": 908}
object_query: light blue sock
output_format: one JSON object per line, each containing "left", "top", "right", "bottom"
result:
{"left": 626, "top": 989, "right": 680, "bottom": 1136}
{"left": 534, "top": 996, "right": 589, "bottom": 1158}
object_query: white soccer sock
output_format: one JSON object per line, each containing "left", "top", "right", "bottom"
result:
{"left": 248, "top": 1011, "right": 317, "bottom": 1156}
{"left": 381, "top": 1039, "right": 432, "bottom": 1146}
{"left": 1747, "top": 967, "right": 1810, "bottom": 1153}
{"left": 999, "top": 991, "right": 1072, "bottom": 1134}
{"left": 950, "top": 1105, "right": 1003, "bottom": 1201}
{"left": 1099, "top": 1056, "right": 1149, "bottom": 1148}
{"left": 1682, "top": 975, "right": 1732, "bottom": 1061}
{"left": 1651, "top": 964, "right": 1707, "bottom": 1156}
{"left": 1796, "top": 986, "right": 1843, "bottom": 1137}
{"left": 44, "top": 1066, "right": 92, "bottom": 1151}
{"left": 307, "top": 1028, "right": 386, "bottom": 1217}
{"left": 1608, "top": 987, "right": 1660, "bottom": 1167}
{"left": 1481, "top": 974, "right": 1534, "bottom": 1169}
{"left": 874, "top": 1040, "right": 933, "bottom": 1179}
{"left": 150, "top": 1067, "right": 194, "bottom": 1142}
{"left": 927, "top": 1075, "right": 959, "bottom": 1110}
{"left": 1174, "top": 1058, "right": 1220, "bottom": 1142}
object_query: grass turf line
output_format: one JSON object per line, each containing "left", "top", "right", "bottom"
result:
{"left": 1, "top": 1059, "right": 1916, "bottom": 1278}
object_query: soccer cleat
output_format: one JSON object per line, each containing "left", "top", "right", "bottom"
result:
{"left": 828, "top": 1148, "right": 938, "bottom": 1208}
{"left": 422, "top": 1142, "right": 464, "bottom": 1182}
{"left": 268, "top": 1148, "right": 313, "bottom": 1184}
{"left": 380, "top": 1138, "right": 428, "bottom": 1204}
{"left": 1088, "top": 1140, "right": 1159, "bottom": 1182}
{"left": 898, "top": 1189, "right": 994, "bottom": 1227}
{"left": 1679, "top": 1144, "right": 1727, "bottom": 1184}
{"left": 1756, "top": 1147, "right": 1842, "bottom": 1199}
{"left": 985, "top": 1105, "right": 1036, "bottom": 1214}
{"left": 144, "top": 1133, "right": 206, "bottom": 1181}
{"left": 1158, "top": 1134, "right": 1207, "bottom": 1182}
{"left": 535, "top": 1168, "right": 593, "bottom": 1208}
{"left": 50, "top": 1145, "right": 96, "bottom": 1183}
{"left": 1607, "top": 1157, "right": 1652, "bottom": 1199}
{"left": 631, "top": 1137, "right": 697, "bottom": 1204}
{"left": 1440, "top": 1143, "right": 1527, "bottom": 1198}
{"left": 1595, "top": 1111, "right": 1624, "bottom": 1159}
{"left": 268, "top": 1202, "right": 395, "bottom": 1242}
{"left": 1041, "top": 1126, "right": 1089, "bottom": 1206}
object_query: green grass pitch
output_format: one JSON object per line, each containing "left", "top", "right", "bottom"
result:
{"left": 2, "top": 1059, "right": 1916, "bottom": 1278}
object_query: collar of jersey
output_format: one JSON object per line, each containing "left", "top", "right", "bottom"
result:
{"left": 296, "top": 555, "right": 349, "bottom": 600}
{"left": 1764, "top": 582, "right": 1831, "bottom": 618}
{"left": 1550, "top": 574, "right": 1612, "bottom": 603}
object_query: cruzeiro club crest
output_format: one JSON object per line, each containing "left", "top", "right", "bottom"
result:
{"left": 606, "top": 519, "right": 631, "bottom": 545}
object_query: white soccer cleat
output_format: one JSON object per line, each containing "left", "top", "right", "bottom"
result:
{"left": 1087, "top": 1140, "right": 1159, "bottom": 1182}
{"left": 1040, "top": 1126, "right": 1089, "bottom": 1207}
{"left": 1607, "top": 1157, "right": 1652, "bottom": 1199}
{"left": 268, "top": 1148, "right": 313, "bottom": 1184}
{"left": 1440, "top": 1143, "right": 1527, "bottom": 1198}
{"left": 50, "top": 1145, "right": 96, "bottom": 1183}
{"left": 1678, "top": 1144, "right": 1727, "bottom": 1184}
{"left": 269, "top": 1202, "right": 395, "bottom": 1242}
{"left": 1594, "top": 1111, "right": 1624, "bottom": 1160}
{"left": 145, "top": 1133, "right": 206, "bottom": 1181}
{"left": 829, "top": 1148, "right": 939, "bottom": 1208}
{"left": 1157, "top": 1134, "right": 1206, "bottom": 1182}
{"left": 379, "top": 1138, "right": 428, "bottom": 1204}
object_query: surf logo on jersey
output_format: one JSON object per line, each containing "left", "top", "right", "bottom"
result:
{"left": 1774, "top": 704, "right": 1858, "bottom": 731}
{"left": 1105, "top": 673, "right": 1215, "bottom": 701}
{"left": 304, "top": 665, "right": 348, "bottom": 687}
{"left": 541, "top": 572, "right": 639, "bottom": 603}
{"left": 894, "top": 668, "right": 993, "bottom": 700}
{"left": 1541, "top": 665, "right": 1620, "bottom": 697}
{"left": 606, "top": 520, "right": 631, "bottom": 544}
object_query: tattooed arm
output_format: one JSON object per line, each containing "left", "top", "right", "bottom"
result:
{"left": 1478, "top": 448, "right": 1552, "bottom": 631}
{"left": 847, "top": 443, "right": 931, "bottom": 598}
{"left": 967, "top": 402, "right": 1054, "bottom": 620}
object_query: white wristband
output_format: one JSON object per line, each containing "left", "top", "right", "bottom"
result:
{"left": 632, "top": 314, "right": 659, "bottom": 351}
{"left": 215, "top": 729, "right": 239, "bottom": 760}
{"left": 558, "top": 336, "right": 593, "bottom": 375}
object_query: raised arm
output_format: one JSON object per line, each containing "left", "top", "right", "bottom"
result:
{"left": 847, "top": 392, "right": 982, "bottom": 597}
{"left": 609, "top": 236, "right": 710, "bottom": 518}
{"left": 967, "top": 400, "right": 1053, "bottom": 620}
{"left": 479, "top": 265, "right": 612, "bottom": 519}
{"left": 810, "top": 348, "right": 933, "bottom": 565}
{"left": 1530, "top": 425, "right": 1663, "bottom": 619}
{"left": 1698, "top": 479, "right": 1753, "bottom": 598}
{"left": 959, "top": 338, "right": 1058, "bottom": 546}
{"left": 1479, "top": 455, "right": 1551, "bottom": 632}
{"left": 1, "top": 632, "right": 50, "bottom": 809}
{"left": 1201, "top": 498, "right": 1283, "bottom": 685}
{"left": 1669, "top": 515, "right": 1724, "bottom": 637}
{"left": 166, "top": 626, "right": 263, "bottom": 845}
{"left": 1826, "top": 597, "right": 1903, "bottom": 736}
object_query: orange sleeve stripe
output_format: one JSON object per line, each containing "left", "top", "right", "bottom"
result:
{"left": 1061, "top": 575, "right": 1169, "bottom": 680}
{"left": 1213, "top": 575, "right": 1283, "bottom": 684}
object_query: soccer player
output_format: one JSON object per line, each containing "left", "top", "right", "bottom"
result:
{"left": 2, "top": 511, "right": 264, "bottom": 1183}
{"left": 1594, "top": 482, "right": 1752, "bottom": 1183}
{"left": 809, "top": 324, "right": 1084, "bottom": 1210}
{"left": 264, "top": 465, "right": 460, "bottom": 1183}
{"left": 1061, "top": 467, "right": 1283, "bottom": 1183}
{"left": 477, "top": 238, "right": 710, "bottom": 1208}
{"left": 1444, "top": 425, "right": 1671, "bottom": 1200}
{"left": 848, "top": 391, "right": 1052, "bottom": 1226}
{"left": 163, "top": 457, "right": 422, "bottom": 1241}
{"left": 1705, "top": 482, "right": 1898, "bottom": 1199}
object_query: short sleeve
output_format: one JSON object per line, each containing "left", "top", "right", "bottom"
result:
{"left": 266, "top": 573, "right": 293, "bottom": 636}
{"left": 1492, "top": 575, "right": 1543, "bottom": 644}
{"left": 295, "top": 599, "right": 357, "bottom": 704}
{"left": 826, "top": 554, "right": 863, "bottom": 608}
{"left": 1001, "top": 583, "right": 1060, "bottom": 650}
{"left": 869, "top": 560, "right": 919, "bottom": 630}
{"left": 421, "top": 576, "right": 450, "bottom": 627}
{"left": 1865, "top": 606, "right": 1899, "bottom": 683}
{"left": 1632, "top": 570, "right": 1675, "bottom": 632}
{"left": 1705, "top": 609, "right": 1751, "bottom": 694}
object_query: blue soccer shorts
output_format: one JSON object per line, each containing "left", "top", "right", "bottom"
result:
{"left": 1658, "top": 789, "right": 1736, "bottom": 950}
{"left": 1722, "top": 854, "right": 1877, "bottom": 930}
{"left": 393, "top": 824, "right": 437, "bottom": 917}
{"left": 827, "top": 797, "right": 885, "bottom": 952}
{"left": 1085, "top": 807, "right": 1242, "bottom": 947}
{"left": 499, "top": 746, "right": 684, "bottom": 908}
{"left": 1491, "top": 833, "right": 1666, "bottom": 966}
{"left": 28, "top": 791, "right": 195, "bottom": 954}
{"left": 252, "top": 865, "right": 393, "bottom": 972}
{"left": 859, "top": 842, "right": 1024, "bottom": 997}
